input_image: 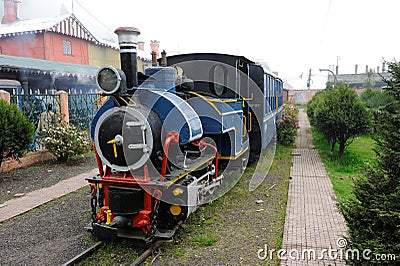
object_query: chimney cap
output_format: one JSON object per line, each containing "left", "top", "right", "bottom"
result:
{"left": 114, "top": 27, "right": 140, "bottom": 35}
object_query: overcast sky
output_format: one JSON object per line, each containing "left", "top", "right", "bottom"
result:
{"left": 6, "top": 0, "right": 400, "bottom": 89}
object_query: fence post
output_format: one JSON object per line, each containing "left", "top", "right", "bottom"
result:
{"left": 307, "top": 90, "right": 312, "bottom": 103}
{"left": 56, "top": 91, "right": 69, "bottom": 124}
{"left": 0, "top": 90, "right": 10, "bottom": 104}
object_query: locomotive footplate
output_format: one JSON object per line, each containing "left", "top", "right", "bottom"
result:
{"left": 91, "top": 223, "right": 118, "bottom": 242}
{"left": 86, "top": 222, "right": 177, "bottom": 241}
{"left": 154, "top": 228, "right": 176, "bottom": 239}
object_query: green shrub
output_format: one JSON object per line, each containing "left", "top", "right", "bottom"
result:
{"left": 307, "top": 90, "right": 325, "bottom": 126}
{"left": 307, "top": 86, "right": 370, "bottom": 157}
{"left": 277, "top": 102, "right": 298, "bottom": 146}
{"left": 360, "top": 88, "right": 394, "bottom": 133}
{"left": 360, "top": 88, "right": 393, "bottom": 110}
{"left": 0, "top": 99, "right": 34, "bottom": 167}
{"left": 39, "top": 121, "right": 91, "bottom": 161}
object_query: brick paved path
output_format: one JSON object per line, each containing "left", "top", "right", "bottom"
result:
{"left": 280, "top": 109, "right": 347, "bottom": 265}
{"left": 0, "top": 168, "right": 98, "bottom": 223}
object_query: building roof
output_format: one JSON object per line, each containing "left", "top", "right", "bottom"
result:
{"left": 328, "top": 72, "right": 391, "bottom": 88}
{"left": 0, "top": 54, "right": 99, "bottom": 78}
{"left": 137, "top": 49, "right": 152, "bottom": 61}
{"left": 0, "top": 13, "right": 117, "bottom": 49}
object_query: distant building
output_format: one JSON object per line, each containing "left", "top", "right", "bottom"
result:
{"left": 327, "top": 64, "right": 391, "bottom": 95}
{"left": 137, "top": 40, "right": 152, "bottom": 72}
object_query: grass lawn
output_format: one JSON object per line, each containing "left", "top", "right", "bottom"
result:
{"left": 312, "top": 130, "right": 376, "bottom": 205}
{"left": 149, "top": 144, "right": 292, "bottom": 265}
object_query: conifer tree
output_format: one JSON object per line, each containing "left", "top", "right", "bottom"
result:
{"left": 344, "top": 62, "right": 400, "bottom": 265}
{"left": 0, "top": 99, "right": 34, "bottom": 167}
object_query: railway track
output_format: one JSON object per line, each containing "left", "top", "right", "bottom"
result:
{"left": 130, "top": 222, "right": 182, "bottom": 265}
{"left": 61, "top": 220, "right": 181, "bottom": 265}
{"left": 61, "top": 241, "right": 103, "bottom": 266}
{"left": 61, "top": 239, "right": 167, "bottom": 266}
{"left": 129, "top": 240, "right": 166, "bottom": 266}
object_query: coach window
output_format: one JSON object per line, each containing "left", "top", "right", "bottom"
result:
{"left": 272, "top": 79, "right": 276, "bottom": 111}
{"left": 213, "top": 64, "right": 226, "bottom": 96}
{"left": 264, "top": 75, "right": 269, "bottom": 114}
{"left": 63, "top": 40, "right": 72, "bottom": 56}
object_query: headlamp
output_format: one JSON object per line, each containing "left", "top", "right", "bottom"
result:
{"left": 96, "top": 66, "right": 127, "bottom": 95}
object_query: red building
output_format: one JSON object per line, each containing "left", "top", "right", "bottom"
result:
{"left": 0, "top": 0, "right": 123, "bottom": 67}
{"left": 0, "top": 0, "right": 154, "bottom": 94}
{"left": 0, "top": 0, "right": 120, "bottom": 94}
{"left": 0, "top": 8, "right": 94, "bottom": 65}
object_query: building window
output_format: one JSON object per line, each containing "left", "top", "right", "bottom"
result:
{"left": 63, "top": 40, "right": 72, "bottom": 55}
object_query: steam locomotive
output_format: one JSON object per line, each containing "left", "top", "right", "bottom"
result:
{"left": 86, "top": 27, "right": 283, "bottom": 242}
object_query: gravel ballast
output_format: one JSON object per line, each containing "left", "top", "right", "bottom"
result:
{"left": 0, "top": 156, "right": 98, "bottom": 265}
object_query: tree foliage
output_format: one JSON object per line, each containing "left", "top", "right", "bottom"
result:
{"left": 360, "top": 88, "right": 393, "bottom": 110}
{"left": 307, "top": 85, "right": 370, "bottom": 157}
{"left": 344, "top": 62, "right": 400, "bottom": 264}
{"left": 0, "top": 99, "right": 34, "bottom": 167}
{"left": 360, "top": 88, "right": 393, "bottom": 133}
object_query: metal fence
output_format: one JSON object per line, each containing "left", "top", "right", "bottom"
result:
{"left": 68, "top": 93, "right": 102, "bottom": 130}
{"left": 9, "top": 93, "right": 102, "bottom": 151}
{"left": 10, "top": 94, "right": 58, "bottom": 131}
{"left": 10, "top": 93, "right": 102, "bottom": 130}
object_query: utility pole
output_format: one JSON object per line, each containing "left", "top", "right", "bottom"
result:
{"left": 319, "top": 68, "right": 337, "bottom": 87}
{"left": 336, "top": 56, "right": 340, "bottom": 75}
{"left": 307, "top": 68, "right": 312, "bottom": 90}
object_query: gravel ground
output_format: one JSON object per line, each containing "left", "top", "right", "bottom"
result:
{"left": 0, "top": 155, "right": 97, "bottom": 204}
{"left": 0, "top": 155, "right": 98, "bottom": 266}
{"left": 0, "top": 146, "right": 292, "bottom": 266}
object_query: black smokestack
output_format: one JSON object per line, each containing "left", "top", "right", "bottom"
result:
{"left": 114, "top": 27, "right": 141, "bottom": 90}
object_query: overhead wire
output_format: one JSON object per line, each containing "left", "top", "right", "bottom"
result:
{"left": 72, "top": 0, "right": 115, "bottom": 34}
{"left": 320, "top": 0, "right": 333, "bottom": 44}
{"left": 305, "top": 0, "right": 333, "bottom": 89}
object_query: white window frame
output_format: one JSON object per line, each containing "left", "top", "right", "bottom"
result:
{"left": 63, "top": 40, "right": 72, "bottom": 56}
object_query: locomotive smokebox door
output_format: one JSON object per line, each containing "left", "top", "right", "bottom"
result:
{"left": 95, "top": 106, "right": 161, "bottom": 172}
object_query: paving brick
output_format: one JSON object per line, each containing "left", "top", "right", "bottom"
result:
{"left": 281, "top": 109, "right": 347, "bottom": 266}
{"left": 0, "top": 168, "right": 98, "bottom": 223}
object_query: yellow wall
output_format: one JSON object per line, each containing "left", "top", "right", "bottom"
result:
{"left": 137, "top": 59, "right": 144, "bottom": 73}
{"left": 88, "top": 43, "right": 120, "bottom": 68}
{"left": 88, "top": 43, "right": 151, "bottom": 72}
{"left": 137, "top": 58, "right": 153, "bottom": 73}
